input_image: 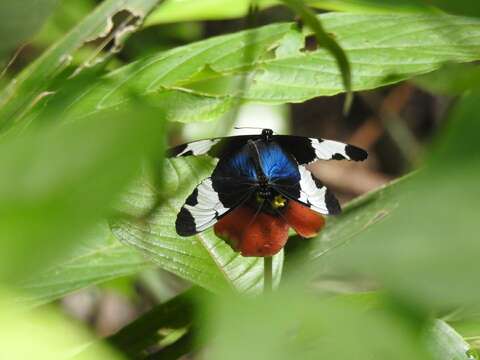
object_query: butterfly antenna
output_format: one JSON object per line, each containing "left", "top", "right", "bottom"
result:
{"left": 234, "top": 126, "right": 265, "bottom": 131}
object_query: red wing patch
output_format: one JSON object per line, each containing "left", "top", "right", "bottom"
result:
{"left": 214, "top": 206, "right": 289, "bottom": 257}
{"left": 284, "top": 201, "right": 325, "bottom": 238}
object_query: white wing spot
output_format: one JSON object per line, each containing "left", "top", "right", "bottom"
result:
{"left": 178, "top": 139, "right": 221, "bottom": 157}
{"left": 298, "top": 165, "right": 329, "bottom": 214}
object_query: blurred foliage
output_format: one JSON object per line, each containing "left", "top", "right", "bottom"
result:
{"left": 316, "top": 86, "right": 480, "bottom": 311}
{"left": 0, "top": 290, "right": 122, "bottom": 360}
{"left": 0, "top": 0, "right": 59, "bottom": 59}
{"left": 24, "top": 13, "right": 480, "bottom": 128}
{"left": 0, "top": 0, "right": 480, "bottom": 359}
{"left": 414, "top": 63, "right": 480, "bottom": 96}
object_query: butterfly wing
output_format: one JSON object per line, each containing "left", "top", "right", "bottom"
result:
{"left": 273, "top": 165, "right": 341, "bottom": 215}
{"left": 274, "top": 135, "right": 367, "bottom": 165}
{"left": 167, "top": 135, "right": 257, "bottom": 159}
{"left": 176, "top": 176, "right": 254, "bottom": 236}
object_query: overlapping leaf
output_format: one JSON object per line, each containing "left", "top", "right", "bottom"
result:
{"left": 19, "top": 223, "right": 152, "bottom": 307}
{"left": 46, "top": 13, "right": 480, "bottom": 124}
{"left": 0, "top": 0, "right": 161, "bottom": 132}
{"left": 0, "top": 0, "right": 59, "bottom": 59}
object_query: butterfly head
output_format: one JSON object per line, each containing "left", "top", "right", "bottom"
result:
{"left": 261, "top": 128, "right": 274, "bottom": 142}
{"left": 255, "top": 188, "right": 288, "bottom": 215}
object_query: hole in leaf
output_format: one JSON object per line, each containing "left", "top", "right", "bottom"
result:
{"left": 302, "top": 34, "right": 318, "bottom": 52}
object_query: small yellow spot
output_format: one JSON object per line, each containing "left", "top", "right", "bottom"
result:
{"left": 272, "top": 195, "right": 286, "bottom": 209}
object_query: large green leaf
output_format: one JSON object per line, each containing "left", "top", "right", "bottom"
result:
{"left": 314, "top": 0, "right": 480, "bottom": 17}
{"left": 300, "top": 87, "right": 480, "bottom": 310}
{"left": 46, "top": 13, "right": 480, "bottom": 124}
{"left": 111, "top": 157, "right": 284, "bottom": 294}
{"left": 0, "top": 290, "right": 123, "bottom": 360}
{"left": 144, "top": 0, "right": 438, "bottom": 26}
{"left": 18, "top": 223, "right": 152, "bottom": 307}
{"left": 205, "top": 289, "right": 431, "bottom": 360}
{"left": 145, "top": 0, "right": 278, "bottom": 24}
{"left": 0, "top": 102, "right": 165, "bottom": 286}
{"left": 311, "top": 0, "right": 436, "bottom": 13}
{"left": 0, "top": 0, "right": 59, "bottom": 59}
{"left": 0, "top": 0, "right": 161, "bottom": 132}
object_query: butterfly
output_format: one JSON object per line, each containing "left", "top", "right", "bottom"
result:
{"left": 167, "top": 128, "right": 368, "bottom": 257}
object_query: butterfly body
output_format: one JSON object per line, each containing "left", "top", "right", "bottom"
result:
{"left": 169, "top": 129, "right": 367, "bottom": 257}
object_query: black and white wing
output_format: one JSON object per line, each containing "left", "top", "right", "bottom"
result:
{"left": 167, "top": 135, "right": 256, "bottom": 159}
{"left": 176, "top": 177, "right": 252, "bottom": 236}
{"left": 274, "top": 135, "right": 367, "bottom": 165}
{"left": 274, "top": 165, "right": 341, "bottom": 215}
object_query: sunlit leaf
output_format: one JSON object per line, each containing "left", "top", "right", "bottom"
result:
{"left": 145, "top": 0, "right": 277, "bottom": 25}
{"left": 43, "top": 13, "right": 480, "bottom": 124}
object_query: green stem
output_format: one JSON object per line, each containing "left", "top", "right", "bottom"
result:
{"left": 264, "top": 256, "right": 273, "bottom": 293}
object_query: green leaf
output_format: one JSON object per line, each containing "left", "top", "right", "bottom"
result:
{"left": 144, "top": 0, "right": 440, "bottom": 26}
{"left": 280, "top": 0, "right": 352, "bottom": 113}
{"left": 311, "top": 0, "right": 480, "bottom": 17}
{"left": 302, "top": 86, "right": 480, "bottom": 310}
{"left": 0, "top": 102, "right": 165, "bottom": 286}
{"left": 414, "top": 63, "right": 480, "bottom": 95}
{"left": 44, "top": 13, "right": 480, "bottom": 125}
{"left": 205, "top": 289, "right": 430, "bottom": 360}
{"left": 106, "top": 287, "right": 204, "bottom": 358}
{"left": 0, "top": 0, "right": 59, "bottom": 59}
{"left": 427, "top": 320, "right": 478, "bottom": 360}
{"left": 18, "top": 223, "right": 152, "bottom": 307}
{"left": 145, "top": 0, "right": 278, "bottom": 25}
{"left": 0, "top": 0, "right": 161, "bottom": 132}
{"left": 310, "top": 0, "right": 437, "bottom": 13}
{"left": 111, "top": 157, "right": 284, "bottom": 294}
{"left": 0, "top": 290, "right": 122, "bottom": 359}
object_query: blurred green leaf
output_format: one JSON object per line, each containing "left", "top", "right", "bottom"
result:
{"left": 145, "top": 0, "right": 278, "bottom": 25}
{"left": 111, "top": 157, "right": 284, "bottom": 294}
{"left": 310, "top": 0, "right": 436, "bottom": 13}
{"left": 205, "top": 289, "right": 431, "bottom": 360}
{"left": 34, "top": 0, "right": 97, "bottom": 47}
{"left": 0, "top": 103, "right": 165, "bottom": 285}
{"left": 0, "top": 0, "right": 59, "bottom": 60}
{"left": 427, "top": 320, "right": 478, "bottom": 360}
{"left": 144, "top": 0, "right": 440, "bottom": 26}
{"left": 18, "top": 223, "right": 152, "bottom": 307}
{"left": 106, "top": 287, "right": 204, "bottom": 358}
{"left": 414, "top": 63, "right": 480, "bottom": 95}
{"left": 303, "top": 86, "right": 480, "bottom": 310}
{"left": 145, "top": 0, "right": 480, "bottom": 26}
{"left": 0, "top": 0, "right": 161, "bottom": 132}
{"left": 0, "top": 290, "right": 122, "bottom": 360}
{"left": 422, "top": 1, "right": 480, "bottom": 17}
{"left": 43, "top": 13, "right": 480, "bottom": 124}
{"left": 311, "top": 0, "right": 480, "bottom": 17}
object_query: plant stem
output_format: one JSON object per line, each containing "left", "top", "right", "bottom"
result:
{"left": 264, "top": 256, "right": 273, "bottom": 293}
